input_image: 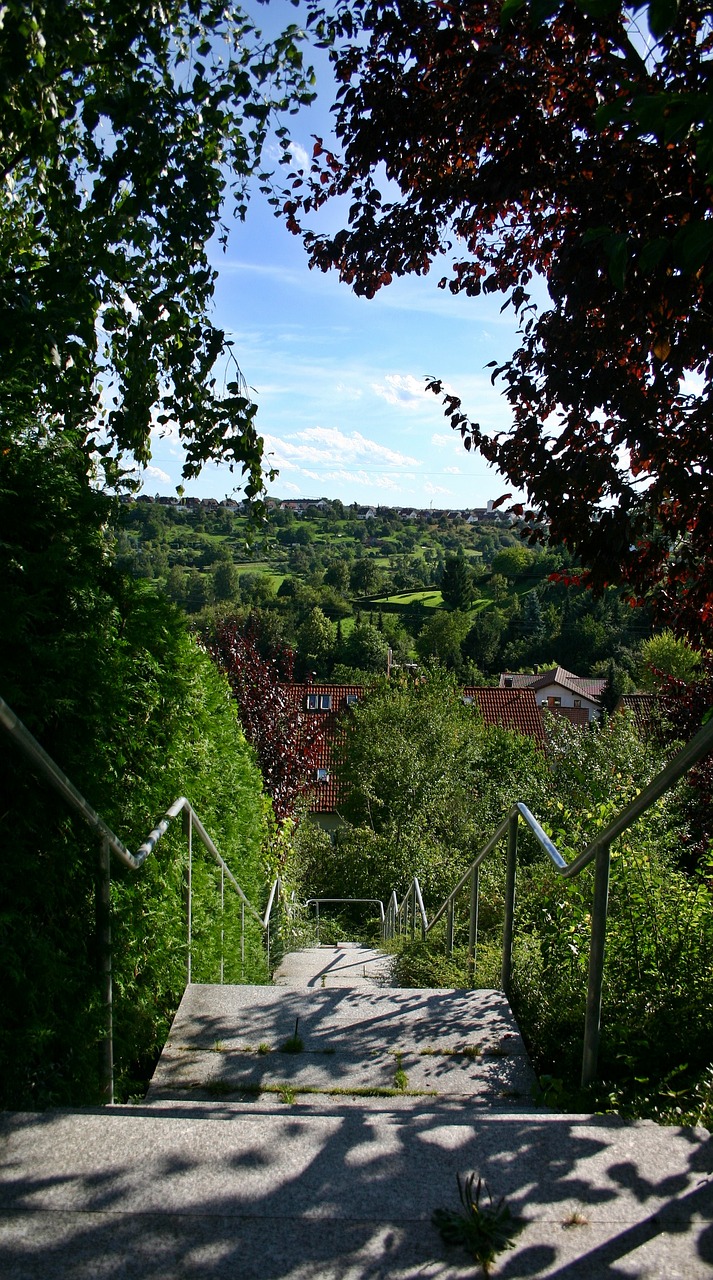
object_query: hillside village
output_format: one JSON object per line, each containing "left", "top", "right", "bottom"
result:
{"left": 115, "top": 493, "right": 648, "bottom": 699}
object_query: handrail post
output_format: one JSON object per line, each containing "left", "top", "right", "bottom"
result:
{"left": 183, "top": 806, "right": 192, "bottom": 984}
{"left": 220, "top": 863, "right": 225, "bottom": 985}
{"left": 581, "top": 840, "right": 612, "bottom": 1087}
{"left": 410, "top": 884, "right": 416, "bottom": 940}
{"left": 468, "top": 866, "right": 479, "bottom": 987}
{"left": 316, "top": 899, "right": 320, "bottom": 943}
{"left": 501, "top": 812, "right": 518, "bottom": 996}
{"left": 240, "top": 901, "right": 245, "bottom": 981}
{"left": 446, "top": 901, "right": 454, "bottom": 957}
{"left": 97, "top": 837, "right": 113, "bottom": 1104}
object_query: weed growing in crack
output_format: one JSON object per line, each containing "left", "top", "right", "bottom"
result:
{"left": 393, "top": 1051, "right": 409, "bottom": 1091}
{"left": 281, "top": 1017, "right": 304, "bottom": 1054}
{"left": 432, "top": 1172, "right": 521, "bottom": 1274}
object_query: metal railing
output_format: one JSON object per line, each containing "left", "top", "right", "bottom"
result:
{"left": 304, "top": 897, "right": 385, "bottom": 942}
{"left": 0, "top": 696, "right": 282, "bottom": 1103}
{"left": 384, "top": 715, "right": 713, "bottom": 1087}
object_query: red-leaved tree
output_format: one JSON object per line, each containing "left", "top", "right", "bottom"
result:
{"left": 280, "top": 0, "right": 713, "bottom": 637}
{"left": 657, "top": 653, "right": 713, "bottom": 866}
{"left": 211, "top": 620, "right": 323, "bottom": 824}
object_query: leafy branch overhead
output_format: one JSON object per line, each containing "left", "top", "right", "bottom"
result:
{"left": 0, "top": 0, "right": 315, "bottom": 492}
{"left": 280, "top": 0, "right": 713, "bottom": 636}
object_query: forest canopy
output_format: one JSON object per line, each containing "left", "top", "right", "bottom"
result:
{"left": 282, "top": 0, "right": 713, "bottom": 635}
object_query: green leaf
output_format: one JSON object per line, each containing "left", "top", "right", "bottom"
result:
{"left": 607, "top": 235, "right": 629, "bottom": 292}
{"left": 501, "top": 0, "right": 526, "bottom": 19}
{"left": 646, "top": 0, "right": 679, "bottom": 37}
{"left": 637, "top": 237, "right": 669, "bottom": 276}
{"left": 673, "top": 221, "right": 713, "bottom": 274}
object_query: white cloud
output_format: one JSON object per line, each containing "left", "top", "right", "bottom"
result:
{"left": 143, "top": 464, "right": 171, "bottom": 484}
{"left": 371, "top": 373, "right": 433, "bottom": 410}
{"left": 288, "top": 140, "right": 311, "bottom": 171}
{"left": 444, "top": 466, "right": 461, "bottom": 474}
{"left": 262, "top": 426, "right": 420, "bottom": 470}
{"left": 335, "top": 382, "right": 363, "bottom": 402}
{"left": 424, "top": 480, "right": 451, "bottom": 497}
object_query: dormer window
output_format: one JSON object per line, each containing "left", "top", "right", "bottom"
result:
{"left": 462, "top": 696, "right": 474, "bottom": 705}
{"left": 306, "top": 692, "right": 332, "bottom": 711}
{"left": 316, "top": 768, "right": 329, "bottom": 783}
{"left": 346, "top": 694, "right": 358, "bottom": 706}
{"left": 504, "top": 676, "right": 513, "bottom": 688}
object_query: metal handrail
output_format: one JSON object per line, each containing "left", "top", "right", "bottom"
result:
{"left": 384, "top": 715, "right": 713, "bottom": 1087}
{"left": 0, "top": 695, "right": 282, "bottom": 1102}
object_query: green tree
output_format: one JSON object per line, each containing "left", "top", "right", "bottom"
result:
{"left": 637, "top": 630, "right": 702, "bottom": 689}
{"left": 297, "top": 606, "right": 336, "bottom": 670}
{"left": 324, "top": 560, "right": 351, "bottom": 594}
{"left": 1, "top": 0, "right": 314, "bottom": 489}
{"left": 439, "top": 550, "right": 472, "bottom": 611}
{"left": 491, "top": 545, "right": 535, "bottom": 580}
{"left": 323, "top": 672, "right": 547, "bottom": 902}
{"left": 0, "top": 429, "right": 270, "bottom": 1107}
{"left": 416, "top": 610, "right": 471, "bottom": 669}
{"left": 345, "top": 619, "right": 390, "bottom": 672}
{"left": 350, "top": 557, "right": 383, "bottom": 597}
{"left": 213, "top": 559, "right": 241, "bottom": 603}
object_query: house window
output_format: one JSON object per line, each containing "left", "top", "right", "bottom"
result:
{"left": 306, "top": 694, "right": 319, "bottom": 710}
{"left": 319, "top": 694, "right": 332, "bottom": 711}
{"left": 462, "top": 696, "right": 474, "bottom": 705}
{"left": 504, "top": 676, "right": 513, "bottom": 688}
{"left": 547, "top": 696, "right": 562, "bottom": 708}
{"left": 573, "top": 698, "right": 582, "bottom": 708}
{"left": 316, "top": 768, "right": 330, "bottom": 783}
{"left": 346, "top": 694, "right": 358, "bottom": 706}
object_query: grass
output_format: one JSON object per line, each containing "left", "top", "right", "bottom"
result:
{"left": 393, "top": 1050, "right": 409, "bottom": 1091}
{"left": 176, "top": 1082, "right": 439, "bottom": 1100}
{"left": 420, "top": 1044, "right": 481, "bottom": 1060}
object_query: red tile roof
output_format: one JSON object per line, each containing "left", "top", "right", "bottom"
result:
{"left": 462, "top": 687, "right": 547, "bottom": 747}
{"left": 614, "top": 693, "right": 664, "bottom": 738}
{"left": 281, "top": 684, "right": 362, "bottom": 813}
{"left": 544, "top": 704, "right": 591, "bottom": 728}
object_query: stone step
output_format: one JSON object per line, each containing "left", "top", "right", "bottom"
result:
{"left": 146, "top": 981, "right": 535, "bottom": 1104}
{"left": 1, "top": 1101, "right": 711, "bottom": 1277}
{"left": 273, "top": 942, "right": 393, "bottom": 988}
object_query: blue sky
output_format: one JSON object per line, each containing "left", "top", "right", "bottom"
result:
{"left": 141, "top": 0, "right": 527, "bottom": 509}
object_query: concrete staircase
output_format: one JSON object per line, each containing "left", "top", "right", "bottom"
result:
{"left": 1, "top": 943, "right": 712, "bottom": 1277}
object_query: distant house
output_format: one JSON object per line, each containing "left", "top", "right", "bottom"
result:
{"left": 499, "top": 666, "right": 606, "bottom": 723}
{"left": 281, "top": 683, "right": 362, "bottom": 830}
{"left": 462, "top": 686, "right": 547, "bottom": 747}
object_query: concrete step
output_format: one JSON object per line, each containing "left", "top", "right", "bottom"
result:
{"left": 1, "top": 1100, "right": 712, "bottom": 1277}
{"left": 146, "top": 981, "right": 535, "bottom": 1104}
{"left": 273, "top": 942, "right": 393, "bottom": 988}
